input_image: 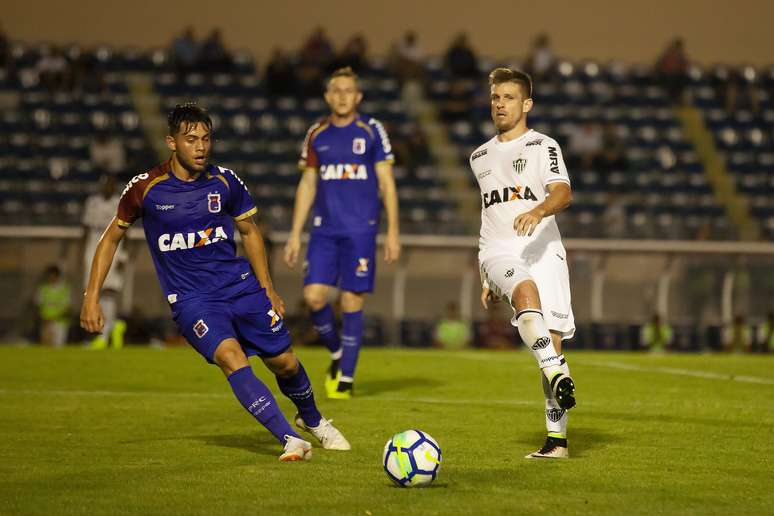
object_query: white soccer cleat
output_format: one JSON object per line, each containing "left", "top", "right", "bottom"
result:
{"left": 294, "top": 413, "right": 352, "bottom": 451}
{"left": 525, "top": 436, "right": 569, "bottom": 459}
{"left": 279, "top": 435, "right": 313, "bottom": 462}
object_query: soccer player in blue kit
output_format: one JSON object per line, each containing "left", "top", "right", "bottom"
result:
{"left": 80, "top": 104, "right": 349, "bottom": 461}
{"left": 284, "top": 67, "right": 401, "bottom": 399}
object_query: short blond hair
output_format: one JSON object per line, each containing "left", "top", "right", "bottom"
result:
{"left": 488, "top": 67, "right": 532, "bottom": 98}
{"left": 327, "top": 66, "right": 359, "bottom": 88}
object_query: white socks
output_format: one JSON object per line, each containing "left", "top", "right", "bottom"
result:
{"left": 542, "top": 354, "right": 570, "bottom": 438}
{"left": 515, "top": 309, "right": 562, "bottom": 378}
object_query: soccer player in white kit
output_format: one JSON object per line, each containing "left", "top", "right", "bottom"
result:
{"left": 470, "top": 68, "right": 577, "bottom": 459}
{"left": 82, "top": 174, "right": 128, "bottom": 349}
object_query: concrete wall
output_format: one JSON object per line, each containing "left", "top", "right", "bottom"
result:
{"left": 5, "top": 0, "right": 774, "bottom": 65}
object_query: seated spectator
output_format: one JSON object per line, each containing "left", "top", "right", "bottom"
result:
{"left": 264, "top": 48, "right": 297, "bottom": 97}
{"left": 593, "top": 122, "right": 628, "bottom": 173}
{"left": 36, "top": 265, "right": 71, "bottom": 348}
{"left": 171, "top": 27, "right": 199, "bottom": 75}
{"left": 640, "top": 313, "right": 673, "bottom": 352}
{"left": 298, "top": 27, "right": 335, "bottom": 96}
{"left": 90, "top": 132, "right": 126, "bottom": 175}
{"left": 333, "top": 33, "right": 368, "bottom": 73}
{"left": 444, "top": 33, "right": 479, "bottom": 79}
{"left": 476, "top": 309, "right": 514, "bottom": 350}
{"left": 433, "top": 301, "right": 471, "bottom": 349}
{"left": 601, "top": 193, "right": 627, "bottom": 238}
{"left": 442, "top": 79, "right": 475, "bottom": 121}
{"left": 654, "top": 38, "right": 688, "bottom": 104}
{"left": 525, "top": 33, "right": 555, "bottom": 80}
{"left": 36, "top": 47, "right": 69, "bottom": 93}
{"left": 722, "top": 314, "right": 752, "bottom": 353}
{"left": 568, "top": 122, "right": 603, "bottom": 170}
{"left": 198, "top": 29, "right": 232, "bottom": 72}
{"left": 391, "top": 30, "right": 425, "bottom": 83}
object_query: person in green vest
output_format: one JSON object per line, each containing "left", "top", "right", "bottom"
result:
{"left": 756, "top": 311, "right": 774, "bottom": 353}
{"left": 433, "top": 301, "right": 471, "bottom": 350}
{"left": 640, "top": 313, "right": 673, "bottom": 352}
{"left": 35, "top": 265, "right": 71, "bottom": 348}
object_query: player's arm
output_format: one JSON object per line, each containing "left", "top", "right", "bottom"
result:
{"left": 375, "top": 161, "right": 401, "bottom": 263}
{"left": 283, "top": 169, "right": 317, "bottom": 268}
{"left": 80, "top": 218, "right": 127, "bottom": 333}
{"left": 513, "top": 183, "right": 572, "bottom": 237}
{"left": 236, "top": 216, "right": 286, "bottom": 318}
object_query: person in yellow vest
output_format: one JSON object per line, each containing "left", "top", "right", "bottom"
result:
{"left": 722, "top": 314, "right": 752, "bottom": 353}
{"left": 433, "top": 301, "right": 472, "bottom": 350}
{"left": 755, "top": 311, "right": 773, "bottom": 353}
{"left": 35, "top": 265, "right": 71, "bottom": 348}
{"left": 640, "top": 313, "right": 673, "bottom": 352}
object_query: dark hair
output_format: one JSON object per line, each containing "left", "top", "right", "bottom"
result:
{"left": 45, "top": 265, "right": 61, "bottom": 276}
{"left": 488, "top": 67, "right": 533, "bottom": 98}
{"left": 327, "top": 66, "right": 359, "bottom": 87}
{"left": 168, "top": 103, "right": 212, "bottom": 136}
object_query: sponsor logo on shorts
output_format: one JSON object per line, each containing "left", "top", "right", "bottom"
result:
{"left": 551, "top": 310, "right": 569, "bottom": 319}
{"left": 207, "top": 192, "right": 221, "bottom": 213}
{"left": 241, "top": 272, "right": 250, "bottom": 280}
{"left": 505, "top": 268, "right": 515, "bottom": 278}
{"left": 193, "top": 319, "right": 209, "bottom": 338}
{"left": 352, "top": 137, "right": 366, "bottom": 155}
{"left": 268, "top": 309, "right": 283, "bottom": 332}
{"left": 512, "top": 158, "right": 527, "bottom": 173}
{"left": 532, "top": 336, "right": 551, "bottom": 350}
{"left": 471, "top": 149, "right": 488, "bottom": 161}
{"left": 167, "top": 294, "right": 178, "bottom": 304}
{"left": 526, "top": 138, "right": 543, "bottom": 146}
{"left": 546, "top": 408, "right": 565, "bottom": 422}
{"left": 356, "top": 257, "right": 369, "bottom": 277}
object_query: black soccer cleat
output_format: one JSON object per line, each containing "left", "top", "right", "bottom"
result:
{"left": 550, "top": 374, "right": 576, "bottom": 410}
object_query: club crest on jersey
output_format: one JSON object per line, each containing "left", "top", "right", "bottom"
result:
{"left": 482, "top": 185, "right": 538, "bottom": 208}
{"left": 356, "top": 258, "right": 369, "bottom": 277}
{"left": 352, "top": 138, "right": 366, "bottom": 155}
{"left": 267, "top": 309, "right": 283, "bottom": 332}
{"left": 513, "top": 158, "right": 527, "bottom": 173}
{"left": 207, "top": 193, "right": 221, "bottom": 213}
{"left": 193, "top": 319, "right": 209, "bottom": 338}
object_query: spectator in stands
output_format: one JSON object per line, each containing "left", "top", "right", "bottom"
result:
{"left": 391, "top": 30, "right": 425, "bottom": 83}
{"left": 433, "top": 302, "right": 471, "bottom": 349}
{"left": 0, "top": 23, "right": 10, "bottom": 70}
{"left": 593, "top": 122, "right": 628, "bottom": 174}
{"left": 655, "top": 38, "right": 688, "bottom": 104}
{"left": 756, "top": 311, "right": 774, "bottom": 353}
{"left": 444, "top": 33, "right": 479, "bottom": 79}
{"left": 171, "top": 27, "right": 199, "bottom": 75}
{"left": 718, "top": 68, "right": 760, "bottom": 116}
{"left": 70, "top": 48, "right": 106, "bottom": 94}
{"left": 722, "top": 314, "right": 752, "bottom": 353}
{"left": 476, "top": 309, "right": 514, "bottom": 350}
{"left": 640, "top": 313, "right": 673, "bottom": 352}
{"left": 442, "top": 79, "right": 475, "bottom": 121}
{"left": 389, "top": 121, "right": 431, "bottom": 170}
{"left": 198, "top": 29, "right": 232, "bottom": 72}
{"left": 264, "top": 48, "right": 297, "bottom": 97}
{"left": 333, "top": 33, "right": 368, "bottom": 73}
{"left": 36, "top": 47, "right": 69, "bottom": 93}
{"left": 298, "top": 27, "right": 334, "bottom": 96}
{"left": 601, "top": 192, "right": 627, "bottom": 238}
{"left": 568, "top": 122, "right": 603, "bottom": 170}
{"left": 35, "top": 265, "right": 71, "bottom": 348}
{"left": 525, "top": 33, "right": 555, "bottom": 80}
{"left": 90, "top": 132, "right": 126, "bottom": 175}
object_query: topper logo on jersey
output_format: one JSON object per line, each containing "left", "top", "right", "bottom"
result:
{"left": 319, "top": 163, "right": 368, "bottom": 181}
{"left": 482, "top": 185, "right": 538, "bottom": 208}
{"left": 158, "top": 226, "right": 228, "bottom": 252}
{"left": 207, "top": 193, "right": 221, "bottom": 213}
{"left": 548, "top": 147, "right": 560, "bottom": 174}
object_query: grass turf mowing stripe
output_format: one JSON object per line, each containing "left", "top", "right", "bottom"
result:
{"left": 580, "top": 359, "right": 774, "bottom": 385}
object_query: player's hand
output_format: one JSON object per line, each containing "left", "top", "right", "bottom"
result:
{"left": 384, "top": 231, "right": 401, "bottom": 263}
{"left": 266, "top": 288, "right": 286, "bottom": 319}
{"left": 283, "top": 234, "right": 301, "bottom": 268}
{"left": 80, "top": 296, "right": 104, "bottom": 334}
{"left": 480, "top": 287, "right": 498, "bottom": 310}
{"left": 513, "top": 208, "right": 545, "bottom": 237}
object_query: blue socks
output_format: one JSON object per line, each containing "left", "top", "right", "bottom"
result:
{"left": 227, "top": 366, "right": 299, "bottom": 444}
{"left": 310, "top": 304, "right": 342, "bottom": 356}
{"left": 276, "top": 363, "right": 322, "bottom": 427}
{"left": 340, "top": 310, "right": 364, "bottom": 381}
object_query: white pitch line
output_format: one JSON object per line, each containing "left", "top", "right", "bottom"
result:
{"left": 581, "top": 360, "right": 774, "bottom": 385}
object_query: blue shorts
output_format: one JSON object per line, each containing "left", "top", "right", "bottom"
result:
{"left": 172, "top": 285, "right": 291, "bottom": 364}
{"left": 304, "top": 232, "right": 377, "bottom": 293}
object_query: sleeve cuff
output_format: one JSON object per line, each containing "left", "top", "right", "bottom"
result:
{"left": 234, "top": 206, "right": 258, "bottom": 221}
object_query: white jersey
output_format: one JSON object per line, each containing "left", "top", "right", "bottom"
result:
{"left": 469, "top": 129, "right": 570, "bottom": 258}
{"left": 82, "top": 193, "right": 126, "bottom": 291}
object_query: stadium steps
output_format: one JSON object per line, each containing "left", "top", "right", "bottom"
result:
{"left": 676, "top": 106, "right": 760, "bottom": 240}
{"left": 400, "top": 81, "right": 479, "bottom": 232}
{"left": 126, "top": 73, "right": 168, "bottom": 161}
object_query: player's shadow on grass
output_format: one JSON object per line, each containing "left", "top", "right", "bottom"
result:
{"left": 192, "top": 433, "right": 279, "bottom": 456}
{"left": 514, "top": 427, "right": 617, "bottom": 458}
{"left": 356, "top": 377, "right": 445, "bottom": 396}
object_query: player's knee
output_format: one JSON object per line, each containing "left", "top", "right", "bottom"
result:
{"left": 511, "top": 280, "right": 540, "bottom": 310}
{"left": 303, "top": 290, "right": 327, "bottom": 311}
{"left": 340, "top": 291, "right": 364, "bottom": 312}
{"left": 213, "top": 342, "right": 248, "bottom": 375}
{"left": 266, "top": 353, "right": 299, "bottom": 378}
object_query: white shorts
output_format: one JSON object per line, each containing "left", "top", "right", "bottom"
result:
{"left": 480, "top": 244, "right": 575, "bottom": 340}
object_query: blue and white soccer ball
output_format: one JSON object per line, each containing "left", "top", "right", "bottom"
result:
{"left": 383, "top": 430, "right": 442, "bottom": 487}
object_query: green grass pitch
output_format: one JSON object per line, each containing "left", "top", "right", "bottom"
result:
{"left": 0, "top": 346, "right": 772, "bottom": 515}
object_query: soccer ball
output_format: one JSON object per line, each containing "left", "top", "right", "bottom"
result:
{"left": 383, "top": 430, "right": 442, "bottom": 487}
